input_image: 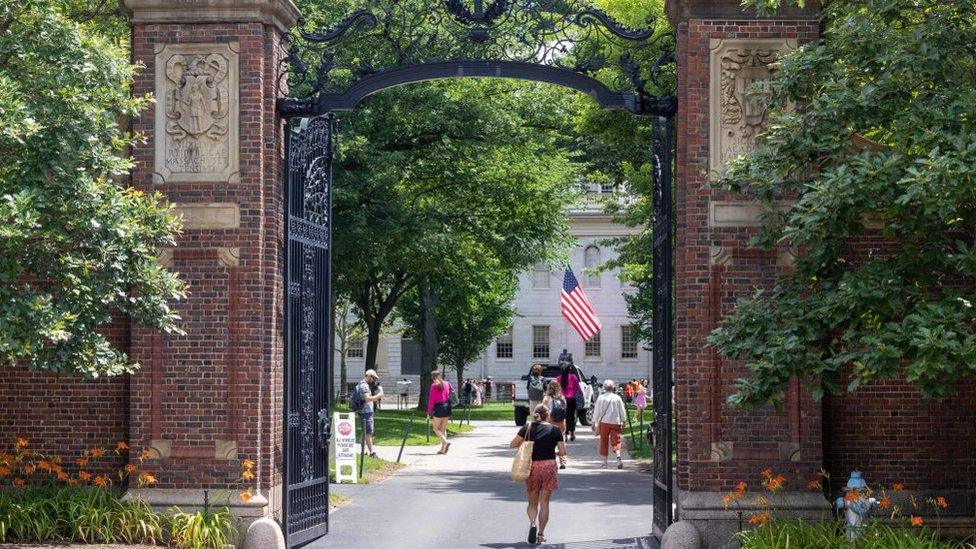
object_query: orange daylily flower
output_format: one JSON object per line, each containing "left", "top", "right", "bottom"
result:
{"left": 761, "top": 468, "right": 773, "bottom": 479}
{"left": 116, "top": 441, "right": 129, "bottom": 454}
{"left": 21, "top": 464, "right": 36, "bottom": 476}
{"left": 89, "top": 447, "right": 106, "bottom": 458}
{"left": 935, "top": 496, "right": 948, "bottom": 509}
{"left": 0, "top": 465, "right": 10, "bottom": 477}
{"left": 722, "top": 493, "right": 734, "bottom": 506}
{"left": 15, "top": 438, "right": 28, "bottom": 449}
{"left": 242, "top": 459, "right": 255, "bottom": 470}
{"left": 240, "top": 489, "right": 253, "bottom": 503}
{"left": 78, "top": 470, "right": 93, "bottom": 481}
{"left": 125, "top": 463, "right": 137, "bottom": 475}
{"left": 242, "top": 469, "right": 255, "bottom": 481}
{"left": 892, "top": 483, "right": 905, "bottom": 492}
{"left": 910, "top": 515, "right": 924, "bottom": 527}
{"left": 93, "top": 475, "right": 110, "bottom": 487}
{"left": 138, "top": 471, "right": 158, "bottom": 487}
{"left": 879, "top": 496, "right": 892, "bottom": 510}
{"left": 807, "top": 479, "right": 822, "bottom": 491}
{"left": 0, "top": 453, "right": 13, "bottom": 465}
{"left": 844, "top": 491, "right": 860, "bottom": 503}
{"left": 12, "top": 478, "right": 25, "bottom": 487}
{"left": 765, "top": 475, "right": 786, "bottom": 492}
{"left": 76, "top": 457, "right": 89, "bottom": 467}
{"left": 735, "top": 481, "right": 747, "bottom": 493}
{"left": 57, "top": 470, "right": 70, "bottom": 481}
{"left": 139, "top": 449, "right": 154, "bottom": 463}
{"left": 748, "top": 512, "right": 772, "bottom": 525}
{"left": 37, "top": 460, "right": 53, "bottom": 473}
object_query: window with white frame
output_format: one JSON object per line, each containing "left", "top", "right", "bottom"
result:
{"left": 532, "top": 325, "right": 550, "bottom": 359}
{"left": 584, "top": 245, "right": 601, "bottom": 289}
{"left": 621, "top": 325, "right": 638, "bottom": 359}
{"left": 584, "top": 331, "right": 601, "bottom": 358}
{"left": 347, "top": 337, "right": 364, "bottom": 358}
{"left": 496, "top": 326, "right": 513, "bottom": 359}
{"left": 532, "top": 261, "right": 550, "bottom": 288}
{"left": 599, "top": 182, "right": 615, "bottom": 194}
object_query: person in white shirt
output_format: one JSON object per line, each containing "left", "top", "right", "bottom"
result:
{"left": 591, "top": 379, "right": 627, "bottom": 469}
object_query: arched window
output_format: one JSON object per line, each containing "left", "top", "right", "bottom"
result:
{"left": 532, "top": 261, "right": 549, "bottom": 289}
{"left": 584, "top": 246, "right": 601, "bottom": 289}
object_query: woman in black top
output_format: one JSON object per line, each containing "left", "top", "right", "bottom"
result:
{"left": 510, "top": 404, "right": 567, "bottom": 545}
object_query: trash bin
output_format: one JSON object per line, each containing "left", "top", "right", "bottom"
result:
{"left": 514, "top": 404, "right": 529, "bottom": 426}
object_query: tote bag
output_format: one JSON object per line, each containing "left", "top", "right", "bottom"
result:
{"left": 510, "top": 422, "right": 534, "bottom": 482}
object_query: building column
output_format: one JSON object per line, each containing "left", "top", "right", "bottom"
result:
{"left": 124, "top": 0, "right": 299, "bottom": 520}
{"left": 667, "top": 1, "right": 830, "bottom": 546}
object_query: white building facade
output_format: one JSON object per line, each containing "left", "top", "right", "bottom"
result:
{"left": 337, "top": 201, "right": 652, "bottom": 394}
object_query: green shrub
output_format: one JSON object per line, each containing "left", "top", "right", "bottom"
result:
{"left": 737, "top": 519, "right": 974, "bottom": 549}
{"left": 0, "top": 485, "right": 162, "bottom": 544}
{"left": 169, "top": 505, "right": 238, "bottom": 549}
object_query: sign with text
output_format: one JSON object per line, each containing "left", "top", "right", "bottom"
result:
{"left": 334, "top": 412, "right": 357, "bottom": 483}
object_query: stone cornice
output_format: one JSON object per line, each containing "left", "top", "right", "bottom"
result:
{"left": 665, "top": 0, "right": 820, "bottom": 25}
{"left": 124, "top": 0, "right": 301, "bottom": 33}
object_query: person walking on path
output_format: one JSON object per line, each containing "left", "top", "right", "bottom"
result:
{"left": 591, "top": 379, "right": 627, "bottom": 469}
{"left": 633, "top": 380, "right": 648, "bottom": 421}
{"left": 354, "top": 369, "right": 384, "bottom": 458}
{"left": 526, "top": 363, "right": 548, "bottom": 411}
{"left": 542, "top": 381, "right": 569, "bottom": 469}
{"left": 558, "top": 363, "right": 582, "bottom": 441}
{"left": 426, "top": 370, "right": 454, "bottom": 454}
{"left": 510, "top": 404, "right": 567, "bottom": 545}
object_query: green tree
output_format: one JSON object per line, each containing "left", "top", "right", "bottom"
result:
{"left": 0, "top": 1, "right": 184, "bottom": 377}
{"left": 332, "top": 79, "right": 577, "bottom": 373}
{"left": 397, "top": 245, "right": 518, "bottom": 389}
{"left": 707, "top": 0, "right": 976, "bottom": 408}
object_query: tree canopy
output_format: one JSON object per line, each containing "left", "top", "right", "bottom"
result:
{"left": 0, "top": 0, "right": 184, "bottom": 377}
{"left": 708, "top": 0, "right": 976, "bottom": 408}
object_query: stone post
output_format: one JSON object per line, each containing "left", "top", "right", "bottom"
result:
{"left": 123, "top": 0, "right": 299, "bottom": 521}
{"left": 666, "top": 1, "right": 830, "bottom": 546}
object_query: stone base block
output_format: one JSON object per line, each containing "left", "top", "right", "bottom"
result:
{"left": 677, "top": 490, "right": 831, "bottom": 549}
{"left": 124, "top": 487, "right": 271, "bottom": 536}
{"left": 244, "top": 516, "right": 285, "bottom": 549}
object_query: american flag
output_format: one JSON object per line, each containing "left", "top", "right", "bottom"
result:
{"left": 560, "top": 267, "right": 601, "bottom": 341}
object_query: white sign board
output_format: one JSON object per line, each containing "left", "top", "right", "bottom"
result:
{"left": 334, "top": 412, "right": 357, "bottom": 484}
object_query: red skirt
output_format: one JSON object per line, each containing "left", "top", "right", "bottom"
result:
{"left": 526, "top": 459, "right": 559, "bottom": 492}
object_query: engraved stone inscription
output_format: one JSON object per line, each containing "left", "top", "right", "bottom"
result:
{"left": 154, "top": 43, "right": 239, "bottom": 183}
{"left": 709, "top": 39, "right": 795, "bottom": 175}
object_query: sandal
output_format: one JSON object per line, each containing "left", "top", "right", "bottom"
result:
{"left": 537, "top": 534, "right": 547, "bottom": 544}
{"left": 528, "top": 524, "right": 537, "bottom": 544}
{"left": 444, "top": 442, "right": 451, "bottom": 454}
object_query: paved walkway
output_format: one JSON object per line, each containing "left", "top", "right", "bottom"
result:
{"left": 315, "top": 421, "right": 657, "bottom": 549}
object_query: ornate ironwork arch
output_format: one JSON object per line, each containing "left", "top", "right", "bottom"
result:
{"left": 277, "top": 0, "right": 676, "bottom": 116}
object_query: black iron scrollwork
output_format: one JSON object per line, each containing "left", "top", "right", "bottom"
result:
{"left": 278, "top": 0, "right": 676, "bottom": 116}
{"left": 317, "top": 408, "right": 331, "bottom": 451}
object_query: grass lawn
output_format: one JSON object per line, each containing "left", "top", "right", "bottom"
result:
{"left": 452, "top": 402, "right": 514, "bottom": 421}
{"left": 330, "top": 453, "right": 402, "bottom": 484}
{"left": 624, "top": 404, "right": 653, "bottom": 466}
{"left": 334, "top": 404, "right": 475, "bottom": 446}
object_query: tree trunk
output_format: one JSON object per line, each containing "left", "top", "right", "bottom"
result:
{"left": 455, "top": 359, "right": 464, "bottom": 388}
{"left": 363, "top": 316, "right": 383, "bottom": 373}
{"left": 417, "top": 281, "right": 439, "bottom": 412}
{"left": 337, "top": 301, "right": 351, "bottom": 401}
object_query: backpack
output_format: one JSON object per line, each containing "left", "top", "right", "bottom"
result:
{"left": 448, "top": 383, "right": 460, "bottom": 407}
{"left": 550, "top": 396, "right": 567, "bottom": 420}
{"left": 349, "top": 382, "right": 366, "bottom": 413}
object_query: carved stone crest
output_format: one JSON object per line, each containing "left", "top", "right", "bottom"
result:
{"left": 154, "top": 43, "right": 239, "bottom": 183}
{"left": 709, "top": 39, "right": 795, "bottom": 175}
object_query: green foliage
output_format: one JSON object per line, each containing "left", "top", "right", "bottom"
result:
{"left": 0, "top": 485, "right": 163, "bottom": 545}
{"left": 168, "top": 505, "right": 238, "bottom": 549}
{"left": 332, "top": 78, "right": 578, "bottom": 369}
{"left": 708, "top": 0, "right": 976, "bottom": 407}
{"left": 0, "top": 0, "right": 185, "bottom": 376}
{"left": 737, "top": 519, "right": 973, "bottom": 549}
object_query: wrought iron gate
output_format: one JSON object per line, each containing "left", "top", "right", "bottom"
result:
{"left": 649, "top": 113, "right": 675, "bottom": 538}
{"left": 277, "top": 0, "right": 679, "bottom": 544}
{"left": 283, "top": 115, "right": 334, "bottom": 548}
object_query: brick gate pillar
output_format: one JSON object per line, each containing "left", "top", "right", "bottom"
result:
{"left": 123, "top": 0, "right": 299, "bottom": 520}
{"left": 667, "top": 1, "right": 830, "bottom": 545}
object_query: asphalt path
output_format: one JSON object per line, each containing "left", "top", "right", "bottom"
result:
{"left": 313, "top": 420, "right": 657, "bottom": 549}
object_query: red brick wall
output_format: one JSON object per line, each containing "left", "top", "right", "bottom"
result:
{"left": 0, "top": 317, "right": 130, "bottom": 476}
{"left": 128, "top": 22, "right": 286, "bottom": 490}
{"left": 824, "top": 380, "right": 976, "bottom": 494}
{"left": 673, "top": 17, "right": 822, "bottom": 491}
